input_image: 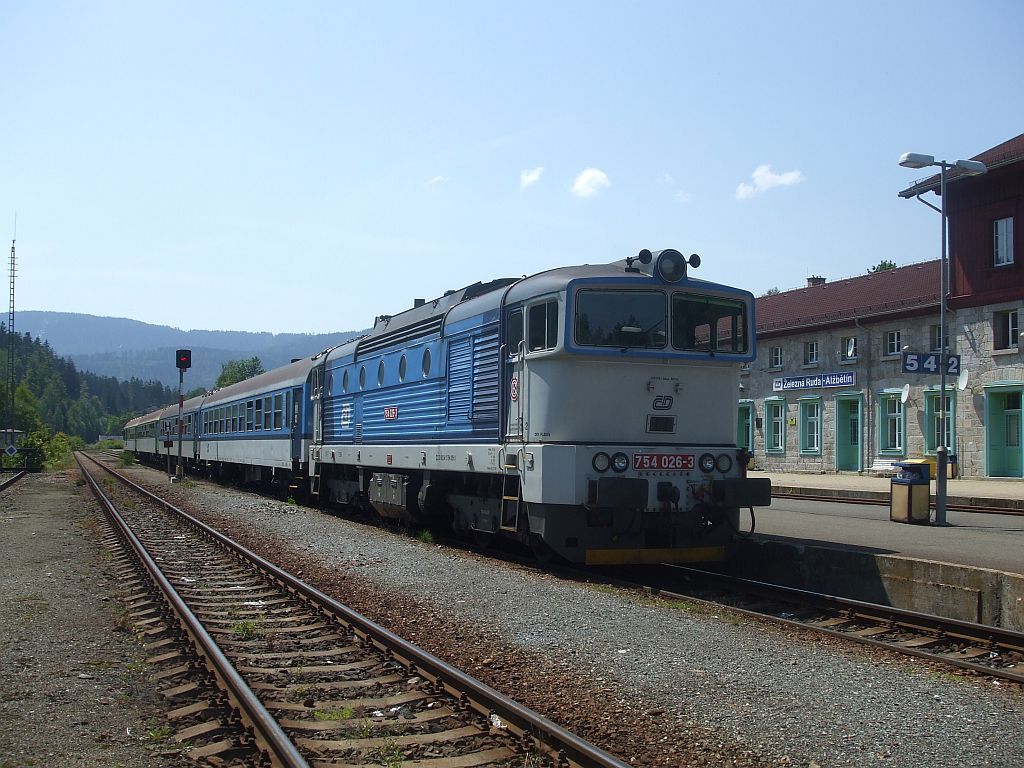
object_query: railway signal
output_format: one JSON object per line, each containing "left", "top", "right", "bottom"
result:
{"left": 173, "top": 349, "right": 191, "bottom": 480}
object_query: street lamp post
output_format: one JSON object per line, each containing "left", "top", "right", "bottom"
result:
{"left": 898, "top": 152, "right": 986, "bottom": 525}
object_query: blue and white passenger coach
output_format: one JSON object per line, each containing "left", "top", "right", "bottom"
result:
{"left": 309, "top": 248, "right": 770, "bottom": 564}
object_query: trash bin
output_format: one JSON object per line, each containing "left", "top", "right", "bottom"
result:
{"left": 890, "top": 462, "right": 930, "bottom": 524}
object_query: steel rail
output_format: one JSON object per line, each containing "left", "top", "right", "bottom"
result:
{"left": 0, "top": 469, "right": 27, "bottom": 491}
{"left": 771, "top": 489, "right": 1024, "bottom": 516}
{"left": 75, "top": 452, "right": 311, "bottom": 768}
{"left": 659, "top": 564, "right": 1024, "bottom": 683}
{"left": 82, "top": 451, "right": 631, "bottom": 768}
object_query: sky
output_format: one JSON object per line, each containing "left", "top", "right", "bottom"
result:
{"left": 2, "top": 1, "right": 1022, "bottom": 335}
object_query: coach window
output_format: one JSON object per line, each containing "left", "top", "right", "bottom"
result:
{"left": 254, "top": 399, "right": 263, "bottom": 431}
{"left": 359, "top": 366, "right": 366, "bottom": 389}
{"left": 528, "top": 299, "right": 559, "bottom": 352}
{"left": 263, "top": 396, "right": 272, "bottom": 430}
{"left": 273, "top": 394, "right": 283, "bottom": 429}
{"left": 285, "top": 391, "right": 291, "bottom": 428}
{"left": 377, "top": 360, "right": 385, "bottom": 386}
{"left": 575, "top": 291, "right": 664, "bottom": 349}
{"left": 246, "top": 401, "right": 254, "bottom": 431}
{"left": 422, "top": 348, "right": 431, "bottom": 377}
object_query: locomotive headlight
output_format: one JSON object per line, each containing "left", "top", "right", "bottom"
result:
{"left": 716, "top": 453, "right": 733, "bottom": 473}
{"left": 653, "top": 249, "right": 700, "bottom": 283}
{"left": 592, "top": 452, "right": 611, "bottom": 473}
{"left": 699, "top": 452, "right": 716, "bottom": 473}
{"left": 611, "top": 452, "right": 630, "bottom": 473}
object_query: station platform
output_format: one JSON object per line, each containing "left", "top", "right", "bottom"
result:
{"left": 726, "top": 471, "right": 1024, "bottom": 629}
{"left": 762, "top": 469, "right": 1024, "bottom": 513}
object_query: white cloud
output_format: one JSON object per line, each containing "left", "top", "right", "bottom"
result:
{"left": 674, "top": 190, "right": 692, "bottom": 203}
{"left": 658, "top": 172, "right": 674, "bottom": 185}
{"left": 571, "top": 167, "right": 611, "bottom": 198}
{"left": 520, "top": 167, "right": 544, "bottom": 189}
{"left": 426, "top": 175, "right": 449, "bottom": 186}
{"left": 735, "top": 164, "right": 805, "bottom": 200}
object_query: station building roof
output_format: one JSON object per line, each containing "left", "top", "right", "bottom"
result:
{"left": 898, "top": 132, "right": 1024, "bottom": 199}
{"left": 756, "top": 260, "right": 940, "bottom": 338}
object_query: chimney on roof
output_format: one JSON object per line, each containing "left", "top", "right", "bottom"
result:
{"left": 807, "top": 276, "right": 826, "bottom": 287}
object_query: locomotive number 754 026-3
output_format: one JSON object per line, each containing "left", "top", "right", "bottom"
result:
{"left": 632, "top": 453, "right": 694, "bottom": 470}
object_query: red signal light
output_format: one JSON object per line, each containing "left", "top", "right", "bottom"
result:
{"left": 175, "top": 349, "right": 192, "bottom": 370}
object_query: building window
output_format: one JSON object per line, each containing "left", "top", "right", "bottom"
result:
{"left": 841, "top": 336, "right": 857, "bottom": 361}
{"left": 770, "top": 346, "right": 783, "bottom": 368}
{"left": 885, "top": 330, "right": 901, "bottom": 357}
{"left": 925, "top": 391, "right": 955, "bottom": 455}
{"left": 800, "top": 399, "right": 821, "bottom": 453}
{"left": 994, "top": 217, "right": 1014, "bottom": 266}
{"left": 766, "top": 400, "right": 785, "bottom": 452}
{"left": 929, "top": 324, "right": 943, "bottom": 353}
{"left": 803, "top": 341, "right": 818, "bottom": 365}
{"left": 993, "top": 309, "right": 1020, "bottom": 350}
{"left": 879, "top": 394, "right": 904, "bottom": 453}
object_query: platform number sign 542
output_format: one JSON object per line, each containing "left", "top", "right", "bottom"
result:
{"left": 902, "top": 352, "right": 960, "bottom": 375}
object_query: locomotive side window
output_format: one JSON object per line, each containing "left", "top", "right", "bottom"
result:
{"left": 359, "top": 366, "right": 366, "bottom": 389}
{"left": 399, "top": 355, "right": 407, "bottom": 382}
{"left": 342, "top": 369, "right": 349, "bottom": 392}
{"left": 528, "top": 300, "right": 559, "bottom": 351}
{"left": 672, "top": 294, "right": 748, "bottom": 353}
{"left": 377, "top": 360, "right": 385, "bottom": 386}
{"left": 422, "top": 348, "right": 431, "bottom": 377}
{"left": 574, "top": 290, "right": 666, "bottom": 349}
{"left": 507, "top": 309, "right": 524, "bottom": 356}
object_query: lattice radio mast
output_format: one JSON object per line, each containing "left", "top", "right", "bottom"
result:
{"left": 7, "top": 218, "right": 16, "bottom": 452}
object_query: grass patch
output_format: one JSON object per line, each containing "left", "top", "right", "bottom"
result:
{"left": 231, "top": 617, "right": 267, "bottom": 640}
{"left": 147, "top": 724, "right": 172, "bottom": 741}
{"left": 118, "top": 450, "right": 135, "bottom": 467}
{"left": 313, "top": 706, "right": 356, "bottom": 721}
{"left": 416, "top": 529, "right": 435, "bottom": 544}
{"left": 374, "top": 737, "right": 404, "bottom": 768}
{"left": 286, "top": 496, "right": 298, "bottom": 506}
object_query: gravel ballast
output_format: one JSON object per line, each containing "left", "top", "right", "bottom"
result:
{"left": 5, "top": 463, "right": 1023, "bottom": 766}
{"left": 134, "top": 464, "right": 1024, "bottom": 768}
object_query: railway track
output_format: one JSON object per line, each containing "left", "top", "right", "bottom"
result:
{"left": 645, "top": 564, "right": 1024, "bottom": 685}
{"left": 0, "top": 469, "right": 27, "bottom": 491}
{"left": 76, "top": 451, "right": 630, "bottom": 768}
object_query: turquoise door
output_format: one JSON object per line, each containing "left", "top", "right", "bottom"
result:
{"left": 737, "top": 402, "right": 753, "bottom": 451}
{"left": 835, "top": 396, "right": 861, "bottom": 471}
{"left": 986, "top": 389, "right": 1023, "bottom": 478}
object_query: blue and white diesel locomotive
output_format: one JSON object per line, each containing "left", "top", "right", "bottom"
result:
{"left": 125, "top": 249, "right": 770, "bottom": 564}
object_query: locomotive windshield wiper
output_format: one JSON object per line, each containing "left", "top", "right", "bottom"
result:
{"left": 619, "top": 318, "right": 665, "bottom": 352}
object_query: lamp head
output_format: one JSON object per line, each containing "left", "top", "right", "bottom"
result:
{"left": 899, "top": 152, "right": 935, "bottom": 169}
{"left": 954, "top": 159, "right": 987, "bottom": 175}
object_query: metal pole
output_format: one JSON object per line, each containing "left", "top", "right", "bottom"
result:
{"left": 176, "top": 369, "right": 184, "bottom": 480}
{"left": 936, "top": 163, "right": 949, "bottom": 526}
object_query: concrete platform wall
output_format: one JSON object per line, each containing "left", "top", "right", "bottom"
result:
{"left": 732, "top": 539, "right": 1024, "bottom": 631}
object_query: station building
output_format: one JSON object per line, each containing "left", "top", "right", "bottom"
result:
{"left": 742, "top": 132, "right": 1023, "bottom": 479}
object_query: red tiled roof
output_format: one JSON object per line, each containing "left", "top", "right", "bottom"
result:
{"left": 756, "top": 261, "right": 939, "bottom": 335}
{"left": 898, "top": 131, "right": 1024, "bottom": 198}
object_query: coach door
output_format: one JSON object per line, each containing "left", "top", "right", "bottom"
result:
{"left": 290, "top": 386, "right": 303, "bottom": 461}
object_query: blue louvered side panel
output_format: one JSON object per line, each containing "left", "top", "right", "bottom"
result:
{"left": 446, "top": 336, "right": 473, "bottom": 426}
{"left": 471, "top": 329, "right": 499, "bottom": 423}
{"left": 322, "top": 395, "right": 356, "bottom": 442}
{"left": 353, "top": 379, "right": 446, "bottom": 443}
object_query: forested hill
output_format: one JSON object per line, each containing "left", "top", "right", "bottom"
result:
{"left": 15, "top": 311, "right": 367, "bottom": 389}
{"left": 1, "top": 326, "right": 175, "bottom": 442}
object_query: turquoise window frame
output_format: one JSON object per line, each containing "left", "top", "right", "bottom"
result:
{"left": 878, "top": 389, "right": 906, "bottom": 456}
{"left": 923, "top": 386, "right": 956, "bottom": 456}
{"left": 799, "top": 396, "right": 822, "bottom": 455}
{"left": 765, "top": 397, "right": 786, "bottom": 454}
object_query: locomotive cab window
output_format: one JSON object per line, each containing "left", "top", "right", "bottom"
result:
{"left": 528, "top": 299, "right": 559, "bottom": 351}
{"left": 574, "top": 290, "right": 666, "bottom": 349}
{"left": 506, "top": 309, "right": 524, "bottom": 357}
{"left": 672, "top": 294, "right": 747, "bottom": 353}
